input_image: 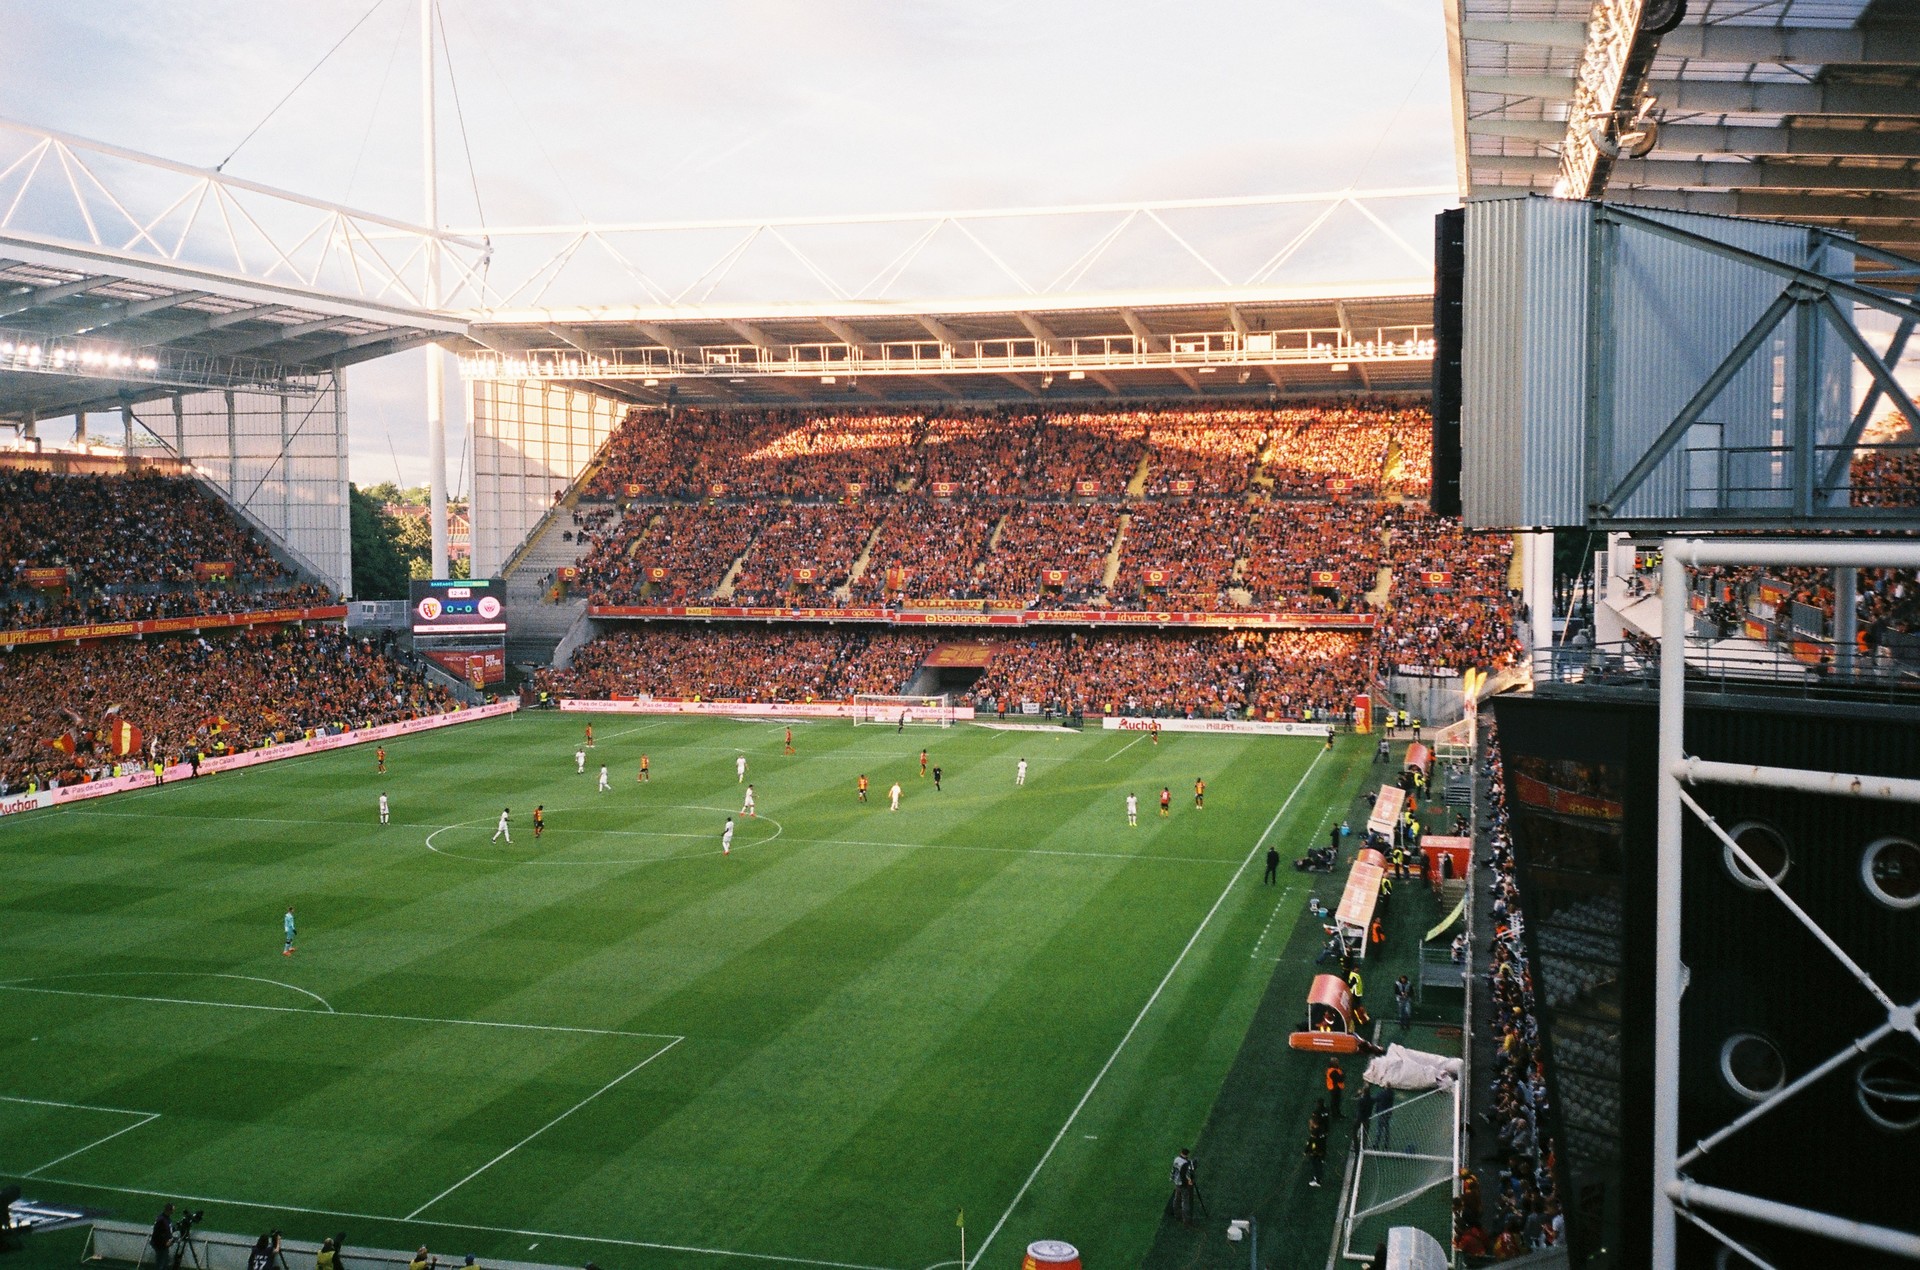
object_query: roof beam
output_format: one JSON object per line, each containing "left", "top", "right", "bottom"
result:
{"left": 1461, "top": 20, "right": 1587, "bottom": 50}
{"left": 0, "top": 276, "right": 103, "bottom": 319}
{"left": 1464, "top": 20, "right": 1920, "bottom": 64}
{"left": 129, "top": 302, "right": 293, "bottom": 345}
{"left": 1015, "top": 312, "right": 1059, "bottom": 352}
{"left": 34, "top": 290, "right": 211, "bottom": 338}
{"left": 1656, "top": 124, "right": 1920, "bottom": 161}
{"left": 1608, "top": 188, "right": 1920, "bottom": 223}
{"left": 916, "top": 315, "right": 967, "bottom": 351}
{"left": 1646, "top": 78, "right": 1920, "bottom": 118}
{"left": 1463, "top": 74, "right": 1577, "bottom": 102}
{"left": 819, "top": 317, "right": 874, "bottom": 353}
{"left": 1475, "top": 154, "right": 1920, "bottom": 193}
{"left": 305, "top": 326, "right": 443, "bottom": 367}
{"left": 1169, "top": 367, "right": 1206, "bottom": 396}
{"left": 1468, "top": 119, "right": 1568, "bottom": 142}
{"left": 726, "top": 319, "right": 784, "bottom": 353}
{"left": 203, "top": 314, "right": 360, "bottom": 357}
{"left": 631, "top": 321, "right": 703, "bottom": 358}
{"left": 997, "top": 372, "right": 1038, "bottom": 397}
{"left": 1119, "top": 309, "right": 1165, "bottom": 353}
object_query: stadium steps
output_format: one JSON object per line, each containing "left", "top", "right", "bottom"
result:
{"left": 1102, "top": 513, "right": 1128, "bottom": 589}
{"left": 713, "top": 546, "right": 752, "bottom": 600}
{"left": 1367, "top": 565, "right": 1392, "bottom": 609}
{"left": 500, "top": 516, "right": 610, "bottom": 667}
{"left": 1125, "top": 453, "right": 1150, "bottom": 496}
{"left": 839, "top": 518, "right": 888, "bottom": 595}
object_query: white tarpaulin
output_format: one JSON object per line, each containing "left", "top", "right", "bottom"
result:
{"left": 1363, "top": 1043, "right": 1462, "bottom": 1091}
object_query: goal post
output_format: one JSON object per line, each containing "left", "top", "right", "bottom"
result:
{"left": 853, "top": 694, "right": 955, "bottom": 727}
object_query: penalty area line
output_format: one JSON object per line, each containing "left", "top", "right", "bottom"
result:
{"left": 405, "top": 1035, "right": 683, "bottom": 1219}
{"left": 966, "top": 746, "right": 1327, "bottom": 1270}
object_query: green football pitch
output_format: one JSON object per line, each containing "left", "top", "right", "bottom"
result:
{"left": 0, "top": 713, "right": 1376, "bottom": 1270}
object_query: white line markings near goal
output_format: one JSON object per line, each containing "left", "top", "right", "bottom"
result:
{"left": 1101, "top": 733, "right": 1147, "bottom": 762}
{"left": 0, "top": 1094, "right": 162, "bottom": 1177}
{"left": 0, "top": 983, "right": 680, "bottom": 1041}
{"left": 404, "top": 1036, "right": 683, "bottom": 1220}
{"left": 965, "top": 747, "right": 1327, "bottom": 1270}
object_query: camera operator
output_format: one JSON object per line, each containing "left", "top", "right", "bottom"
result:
{"left": 247, "top": 1233, "right": 282, "bottom": 1270}
{"left": 148, "top": 1205, "right": 174, "bottom": 1270}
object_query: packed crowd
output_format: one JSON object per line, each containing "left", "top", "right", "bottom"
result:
{"left": 0, "top": 626, "right": 454, "bottom": 792}
{"left": 1109, "top": 499, "right": 1243, "bottom": 609}
{"left": 0, "top": 469, "right": 324, "bottom": 632}
{"left": 541, "top": 622, "right": 1373, "bottom": 722}
{"left": 576, "top": 504, "right": 766, "bottom": 606}
{"left": 537, "top": 624, "right": 937, "bottom": 703}
{"left": 850, "top": 499, "right": 1000, "bottom": 601}
{"left": 727, "top": 504, "right": 885, "bottom": 604}
{"left": 1241, "top": 501, "right": 1385, "bottom": 612}
{"left": 1455, "top": 721, "right": 1565, "bottom": 1260}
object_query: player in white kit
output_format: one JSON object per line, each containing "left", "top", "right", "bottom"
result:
{"left": 721, "top": 817, "right": 735, "bottom": 855}
{"left": 889, "top": 781, "right": 902, "bottom": 811}
{"left": 598, "top": 764, "right": 610, "bottom": 792}
{"left": 1126, "top": 793, "right": 1138, "bottom": 826}
{"left": 378, "top": 792, "right": 389, "bottom": 824}
{"left": 1016, "top": 758, "right": 1027, "bottom": 786}
{"left": 576, "top": 748, "right": 586, "bottom": 773}
{"left": 736, "top": 754, "right": 747, "bottom": 783}
{"left": 492, "top": 807, "right": 511, "bottom": 842}
{"left": 742, "top": 785, "right": 756, "bottom": 817}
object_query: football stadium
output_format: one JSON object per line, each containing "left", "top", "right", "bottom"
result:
{"left": 1, "top": 5, "right": 1918, "bottom": 1270}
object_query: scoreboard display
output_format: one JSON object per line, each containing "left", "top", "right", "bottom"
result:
{"left": 410, "top": 578, "right": 507, "bottom": 635}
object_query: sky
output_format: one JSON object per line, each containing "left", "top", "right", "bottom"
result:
{"left": 0, "top": 0, "right": 1458, "bottom": 485}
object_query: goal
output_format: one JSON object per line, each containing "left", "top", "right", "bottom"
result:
{"left": 853, "top": 694, "right": 955, "bottom": 728}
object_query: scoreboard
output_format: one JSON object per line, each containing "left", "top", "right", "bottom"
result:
{"left": 410, "top": 578, "right": 507, "bottom": 635}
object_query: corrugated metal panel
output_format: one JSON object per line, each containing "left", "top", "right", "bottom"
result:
{"left": 470, "top": 379, "right": 624, "bottom": 577}
{"left": 1462, "top": 195, "right": 1859, "bottom": 528}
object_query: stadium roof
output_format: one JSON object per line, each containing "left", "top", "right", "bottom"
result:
{"left": 1446, "top": 0, "right": 1920, "bottom": 255}
{"left": 458, "top": 288, "right": 1436, "bottom": 407}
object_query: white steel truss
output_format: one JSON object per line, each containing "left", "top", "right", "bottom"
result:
{"left": 0, "top": 116, "right": 488, "bottom": 310}
{"left": 1656, "top": 537, "right": 1920, "bottom": 1268}
{"left": 447, "top": 187, "right": 1452, "bottom": 316}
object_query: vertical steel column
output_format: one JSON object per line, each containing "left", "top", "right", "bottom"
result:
{"left": 73, "top": 409, "right": 87, "bottom": 444}
{"left": 1653, "top": 541, "right": 1688, "bottom": 1269}
{"left": 279, "top": 392, "right": 292, "bottom": 544}
{"left": 1834, "top": 567, "right": 1856, "bottom": 675}
{"left": 334, "top": 371, "right": 351, "bottom": 597}
{"left": 225, "top": 389, "right": 239, "bottom": 499}
{"left": 422, "top": 0, "right": 448, "bottom": 580}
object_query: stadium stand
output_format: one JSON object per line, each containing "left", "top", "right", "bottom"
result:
{"left": 0, "top": 469, "right": 329, "bottom": 632}
{"left": 0, "top": 627, "right": 454, "bottom": 792}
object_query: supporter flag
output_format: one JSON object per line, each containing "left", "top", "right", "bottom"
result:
{"left": 646, "top": 566, "right": 669, "bottom": 582}
{"left": 707, "top": 482, "right": 728, "bottom": 498}
{"left": 1327, "top": 477, "right": 1352, "bottom": 495}
{"left": 1170, "top": 479, "right": 1196, "bottom": 496}
{"left": 195, "top": 561, "right": 235, "bottom": 582}
{"left": 623, "top": 483, "right": 642, "bottom": 498}
{"left": 559, "top": 566, "right": 579, "bottom": 582}
{"left": 1074, "top": 479, "right": 1100, "bottom": 497}
{"left": 930, "top": 481, "right": 956, "bottom": 498}
{"left": 21, "top": 566, "right": 68, "bottom": 588}
{"left": 1311, "top": 570, "right": 1339, "bottom": 587}
{"left": 1422, "top": 571, "right": 1452, "bottom": 587}
{"left": 1042, "top": 569, "right": 1066, "bottom": 587}
{"left": 845, "top": 482, "right": 864, "bottom": 499}
{"left": 794, "top": 566, "right": 818, "bottom": 584}
{"left": 108, "top": 718, "right": 143, "bottom": 759}
{"left": 885, "top": 566, "right": 909, "bottom": 590}
{"left": 1143, "top": 567, "right": 1169, "bottom": 587}
{"left": 45, "top": 732, "right": 76, "bottom": 755}
{"left": 203, "top": 714, "right": 230, "bottom": 734}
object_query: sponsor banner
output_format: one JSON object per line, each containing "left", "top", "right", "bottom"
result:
{"left": 1757, "top": 582, "right": 1787, "bottom": 606}
{"left": 559, "top": 697, "right": 977, "bottom": 722}
{"left": 0, "top": 605, "right": 348, "bottom": 648}
{"left": 909, "top": 598, "right": 985, "bottom": 612}
{"left": 923, "top": 642, "right": 995, "bottom": 668}
{"left": 195, "top": 561, "right": 235, "bottom": 582}
{"left": 585, "top": 605, "right": 1375, "bottom": 631}
{"left": 1310, "top": 570, "right": 1339, "bottom": 587}
{"left": 1170, "top": 479, "right": 1196, "bottom": 496}
{"left": 1143, "top": 568, "right": 1169, "bottom": 586}
{"left": 0, "top": 703, "right": 516, "bottom": 818}
{"left": 930, "top": 481, "right": 957, "bottom": 498}
{"left": 1074, "top": 479, "right": 1099, "bottom": 497}
{"left": 1743, "top": 618, "right": 1769, "bottom": 641}
{"left": 1104, "top": 715, "right": 1331, "bottom": 738}
{"left": 1512, "top": 773, "right": 1624, "bottom": 821}
{"left": 793, "top": 566, "right": 818, "bottom": 584}
{"left": 425, "top": 648, "right": 507, "bottom": 686}
{"left": 21, "top": 566, "right": 68, "bottom": 588}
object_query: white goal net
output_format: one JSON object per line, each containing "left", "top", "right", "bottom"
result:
{"left": 852, "top": 694, "right": 955, "bottom": 727}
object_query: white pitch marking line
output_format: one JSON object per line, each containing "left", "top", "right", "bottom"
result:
{"left": 0, "top": 1094, "right": 163, "bottom": 1178}
{"left": 783, "top": 836, "right": 1229, "bottom": 866}
{"left": 1248, "top": 805, "right": 1337, "bottom": 960}
{"left": 966, "top": 746, "right": 1326, "bottom": 1270}
{"left": 0, "top": 972, "right": 335, "bottom": 1013}
{"left": 1101, "top": 733, "right": 1147, "bottom": 762}
{"left": 0, "top": 984, "right": 680, "bottom": 1041}
{"left": 404, "top": 1035, "right": 684, "bottom": 1220}
{"left": 27, "top": 1175, "right": 903, "bottom": 1270}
